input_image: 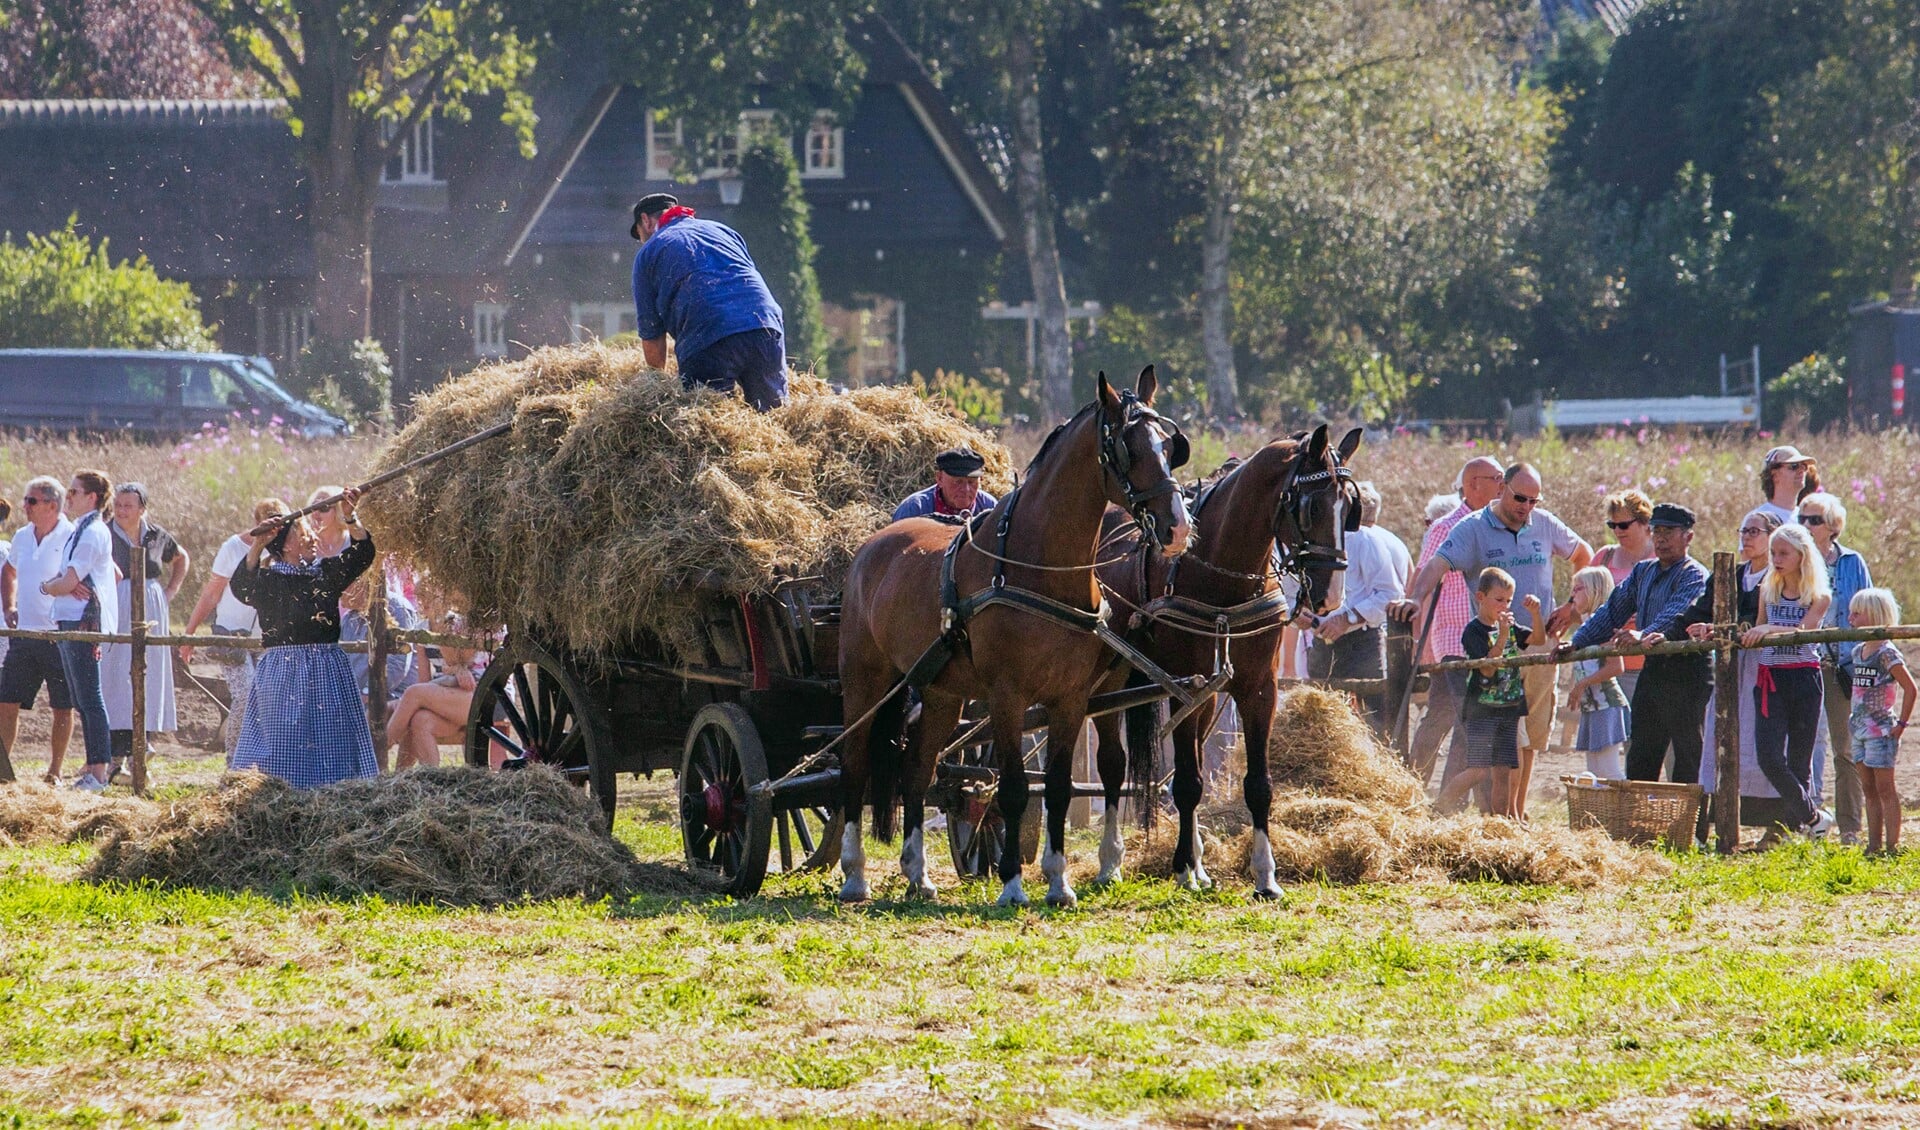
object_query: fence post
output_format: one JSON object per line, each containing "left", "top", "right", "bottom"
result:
{"left": 368, "top": 560, "right": 391, "bottom": 773}
{"left": 1713, "top": 550, "right": 1739, "bottom": 853}
{"left": 129, "top": 546, "right": 148, "bottom": 797}
{"left": 1384, "top": 617, "right": 1414, "bottom": 757}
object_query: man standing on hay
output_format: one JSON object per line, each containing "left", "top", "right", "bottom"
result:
{"left": 630, "top": 192, "right": 788, "bottom": 411}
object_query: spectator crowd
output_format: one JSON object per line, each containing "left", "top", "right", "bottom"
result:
{"left": 0, "top": 470, "right": 487, "bottom": 793}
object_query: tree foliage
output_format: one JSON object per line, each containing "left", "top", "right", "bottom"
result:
{"left": 0, "top": 0, "right": 254, "bottom": 98}
{"left": 731, "top": 137, "right": 827, "bottom": 375}
{"left": 0, "top": 220, "right": 216, "bottom": 351}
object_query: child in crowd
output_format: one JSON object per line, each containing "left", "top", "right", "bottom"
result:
{"left": 1563, "top": 566, "right": 1630, "bottom": 779}
{"left": 1847, "top": 588, "right": 1915, "bottom": 855}
{"left": 1741, "top": 524, "right": 1834, "bottom": 838}
{"left": 1439, "top": 568, "right": 1541, "bottom": 818}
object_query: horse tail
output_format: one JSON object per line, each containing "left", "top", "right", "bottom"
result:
{"left": 866, "top": 682, "right": 910, "bottom": 843}
{"left": 1124, "top": 670, "right": 1162, "bottom": 829}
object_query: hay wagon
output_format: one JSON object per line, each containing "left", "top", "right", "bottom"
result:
{"left": 461, "top": 577, "right": 1178, "bottom": 897}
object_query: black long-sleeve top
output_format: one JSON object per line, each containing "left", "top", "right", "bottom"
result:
{"left": 229, "top": 536, "right": 375, "bottom": 646}
{"left": 1681, "top": 560, "right": 1765, "bottom": 633}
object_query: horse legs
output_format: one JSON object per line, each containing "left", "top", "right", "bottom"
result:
{"left": 836, "top": 651, "right": 896, "bottom": 904}
{"left": 1170, "top": 699, "right": 1215, "bottom": 891}
{"left": 990, "top": 692, "right": 1035, "bottom": 908}
{"left": 1091, "top": 712, "right": 1128, "bottom": 885}
{"left": 1041, "top": 701, "right": 1090, "bottom": 909}
{"left": 899, "top": 690, "right": 963, "bottom": 899}
{"left": 1238, "top": 679, "right": 1282, "bottom": 900}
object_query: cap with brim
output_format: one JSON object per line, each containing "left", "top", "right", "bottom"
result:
{"left": 631, "top": 193, "right": 679, "bottom": 240}
{"left": 1764, "top": 444, "right": 1811, "bottom": 466}
{"left": 935, "top": 447, "right": 985, "bottom": 478}
{"left": 1649, "top": 503, "right": 1696, "bottom": 528}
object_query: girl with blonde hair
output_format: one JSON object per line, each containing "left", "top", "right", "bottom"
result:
{"left": 1563, "top": 566, "right": 1629, "bottom": 778}
{"left": 1845, "top": 588, "right": 1915, "bottom": 854}
{"left": 1740, "top": 523, "right": 1834, "bottom": 836}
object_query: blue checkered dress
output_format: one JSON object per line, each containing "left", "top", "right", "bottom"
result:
{"left": 232, "top": 643, "right": 376, "bottom": 787}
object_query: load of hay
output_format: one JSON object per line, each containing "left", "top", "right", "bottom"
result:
{"left": 88, "top": 767, "right": 638, "bottom": 905}
{"left": 358, "top": 343, "right": 1012, "bottom": 661}
{"left": 1134, "top": 688, "right": 1669, "bottom": 888}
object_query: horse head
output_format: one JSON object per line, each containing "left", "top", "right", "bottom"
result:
{"left": 1096, "top": 366, "right": 1191, "bottom": 557}
{"left": 1275, "top": 423, "right": 1363, "bottom": 615}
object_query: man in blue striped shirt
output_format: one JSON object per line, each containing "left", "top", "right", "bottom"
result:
{"left": 1563, "top": 503, "right": 1711, "bottom": 783}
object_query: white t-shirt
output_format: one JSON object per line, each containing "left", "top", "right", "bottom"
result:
{"left": 210, "top": 533, "right": 259, "bottom": 635}
{"left": 8, "top": 515, "right": 74, "bottom": 631}
{"left": 49, "top": 514, "right": 119, "bottom": 631}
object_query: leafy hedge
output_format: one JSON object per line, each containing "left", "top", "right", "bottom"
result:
{"left": 0, "top": 218, "right": 214, "bottom": 351}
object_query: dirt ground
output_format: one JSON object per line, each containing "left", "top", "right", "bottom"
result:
{"left": 5, "top": 658, "right": 231, "bottom": 783}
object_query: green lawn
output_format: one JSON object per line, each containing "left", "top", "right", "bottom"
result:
{"left": 3, "top": 799, "right": 1920, "bottom": 1128}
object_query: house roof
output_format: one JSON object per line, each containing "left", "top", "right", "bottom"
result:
{"left": 0, "top": 19, "right": 1008, "bottom": 281}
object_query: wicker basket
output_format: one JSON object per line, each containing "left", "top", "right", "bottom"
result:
{"left": 1562, "top": 775, "right": 1705, "bottom": 846}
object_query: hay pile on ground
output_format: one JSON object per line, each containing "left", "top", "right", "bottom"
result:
{"left": 87, "top": 766, "right": 637, "bottom": 905}
{"left": 1131, "top": 688, "right": 1668, "bottom": 888}
{"left": 359, "top": 344, "right": 1011, "bottom": 661}
{"left": 0, "top": 783, "right": 155, "bottom": 848}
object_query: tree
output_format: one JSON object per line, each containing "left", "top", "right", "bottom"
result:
{"left": 732, "top": 136, "right": 827, "bottom": 375}
{"left": 882, "top": 1, "right": 1079, "bottom": 420}
{"left": 1768, "top": 0, "right": 1920, "bottom": 302}
{"left": 0, "top": 0, "right": 254, "bottom": 98}
{"left": 0, "top": 219, "right": 217, "bottom": 350}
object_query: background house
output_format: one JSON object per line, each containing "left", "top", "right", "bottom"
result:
{"left": 0, "top": 19, "right": 1009, "bottom": 403}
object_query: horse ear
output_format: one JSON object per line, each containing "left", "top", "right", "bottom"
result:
{"left": 1097, "top": 372, "right": 1122, "bottom": 418}
{"left": 1135, "top": 364, "right": 1158, "bottom": 406}
{"left": 1336, "top": 426, "right": 1362, "bottom": 463}
{"left": 1305, "top": 422, "right": 1330, "bottom": 462}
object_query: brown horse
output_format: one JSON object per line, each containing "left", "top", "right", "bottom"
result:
{"left": 836, "top": 368, "right": 1191, "bottom": 907}
{"left": 1090, "top": 424, "right": 1362, "bottom": 896}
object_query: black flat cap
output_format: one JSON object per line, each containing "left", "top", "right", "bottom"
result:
{"left": 631, "top": 193, "right": 679, "bottom": 239}
{"left": 935, "top": 447, "right": 985, "bottom": 478}
{"left": 1649, "top": 502, "right": 1696, "bottom": 528}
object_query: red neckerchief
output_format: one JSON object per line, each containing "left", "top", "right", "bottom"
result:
{"left": 658, "top": 205, "right": 697, "bottom": 228}
{"left": 933, "top": 485, "right": 976, "bottom": 516}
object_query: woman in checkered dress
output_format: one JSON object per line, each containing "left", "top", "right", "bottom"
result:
{"left": 228, "top": 488, "right": 377, "bottom": 787}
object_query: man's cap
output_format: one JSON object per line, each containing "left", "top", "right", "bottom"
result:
{"left": 630, "top": 193, "right": 680, "bottom": 239}
{"left": 935, "top": 447, "right": 986, "bottom": 478}
{"left": 1763, "top": 444, "right": 1812, "bottom": 466}
{"left": 1649, "top": 503, "right": 1696, "bottom": 529}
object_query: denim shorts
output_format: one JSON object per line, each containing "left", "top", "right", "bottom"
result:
{"left": 1857, "top": 735, "right": 1900, "bottom": 770}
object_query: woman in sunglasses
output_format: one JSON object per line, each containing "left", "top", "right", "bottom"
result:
{"left": 1796, "top": 491, "right": 1873, "bottom": 844}
{"left": 1593, "top": 489, "right": 1655, "bottom": 700}
{"left": 1758, "top": 445, "right": 1822, "bottom": 526}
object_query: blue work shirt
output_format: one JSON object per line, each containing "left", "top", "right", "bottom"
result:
{"left": 1571, "top": 554, "right": 1709, "bottom": 663}
{"left": 1822, "top": 544, "right": 1873, "bottom": 663}
{"left": 893, "top": 485, "right": 998, "bottom": 522}
{"left": 632, "top": 216, "right": 784, "bottom": 365}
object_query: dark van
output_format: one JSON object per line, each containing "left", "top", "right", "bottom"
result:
{"left": 0, "top": 350, "right": 351, "bottom": 438}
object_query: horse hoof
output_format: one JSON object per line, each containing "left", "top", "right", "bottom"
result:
{"left": 1093, "top": 867, "right": 1122, "bottom": 887}
{"left": 1046, "top": 888, "right": 1079, "bottom": 909}
{"left": 910, "top": 881, "right": 938, "bottom": 900}
{"left": 838, "top": 880, "right": 870, "bottom": 903}
{"left": 996, "top": 879, "right": 1029, "bottom": 908}
{"left": 1251, "top": 885, "right": 1282, "bottom": 901}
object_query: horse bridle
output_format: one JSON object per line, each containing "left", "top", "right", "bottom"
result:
{"left": 1271, "top": 451, "right": 1360, "bottom": 615}
{"left": 1097, "top": 391, "right": 1190, "bottom": 548}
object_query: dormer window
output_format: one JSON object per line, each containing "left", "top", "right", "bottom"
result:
{"left": 708, "top": 110, "right": 780, "bottom": 177}
{"left": 382, "top": 115, "right": 441, "bottom": 184}
{"left": 803, "top": 115, "right": 844, "bottom": 179}
{"left": 646, "top": 113, "right": 683, "bottom": 180}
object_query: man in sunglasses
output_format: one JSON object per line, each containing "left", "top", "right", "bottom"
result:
{"left": 0, "top": 477, "right": 68, "bottom": 783}
{"left": 1400, "top": 463, "right": 1592, "bottom": 813}
{"left": 1563, "top": 503, "right": 1712, "bottom": 784}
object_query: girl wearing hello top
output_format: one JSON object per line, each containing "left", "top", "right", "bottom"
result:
{"left": 1741, "top": 524, "right": 1834, "bottom": 837}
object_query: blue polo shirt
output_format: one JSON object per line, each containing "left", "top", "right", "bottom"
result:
{"left": 1434, "top": 503, "right": 1582, "bottom": 614}
{"left": 632, "top": 216, "right": 784, "bottom": 365}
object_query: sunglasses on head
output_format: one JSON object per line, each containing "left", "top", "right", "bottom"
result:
{"left": 1797, "top": 514, "right": 1826, "bottom": 526}
{"left": 1605, "top": 519, "right": 1640, "bottom": 531}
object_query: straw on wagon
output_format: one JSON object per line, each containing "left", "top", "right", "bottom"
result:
{"left": 87, "top": 766, "right": 640, "bottom": 905}
{"left": 357, "top": 343, "right": 1011, "bottom": 662}
{"left": 1129, "top": 688, "right": 1668, "bottom": 888}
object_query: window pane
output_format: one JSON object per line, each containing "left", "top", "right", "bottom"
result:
{"left": 102, "top": 363, "right": 171, "bottom": 406}
{"left": 180, "top": 364, "right": 248, "bottom": 409}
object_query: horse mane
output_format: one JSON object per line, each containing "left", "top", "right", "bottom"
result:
{"left": 1024, "top": 400, "right": 1098, "bottom": 476}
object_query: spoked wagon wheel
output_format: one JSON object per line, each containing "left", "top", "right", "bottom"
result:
{"left": 941, "top": 742, "right": 1044, "bottom": 878}
{"left": 465, "top": 638, "right": 617, "bottom": 831}
{"left": 774, "top": 803, "right": 843, "bottom": 874}
{"left": 679, "top": 703, "right": 774, "bottom": 897}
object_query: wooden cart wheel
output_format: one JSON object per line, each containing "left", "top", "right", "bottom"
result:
{"left": 464, "top": 638, "right": 617, "bottom": 831}
{"left": 941, "top": 741, "right": 1044, "bottom": 877}
{"left": 679, "top": 703, "right": 773, "bottom": 897}
{"left": 774, "top": 804, "right": 843, "bottom": 873}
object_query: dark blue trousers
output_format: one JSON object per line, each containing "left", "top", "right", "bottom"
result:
{"left": 680, "top": 328, "right": 787, "bottom": 410}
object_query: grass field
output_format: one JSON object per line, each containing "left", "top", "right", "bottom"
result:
{"left": 4, "top": 763, "right": 1920, "bottom": 1128}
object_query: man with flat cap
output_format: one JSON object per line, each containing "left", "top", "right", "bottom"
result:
{"left": 1562, "top": 502, "right": 1712, "bottom": 783}
{"left": 893, "top": 448, "right": 998, "bottom": 521}
{"left": 630, "top": 191, "right": 788, "bottom": 410}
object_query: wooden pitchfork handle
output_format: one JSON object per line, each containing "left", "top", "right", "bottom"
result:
{"left": 282, "top": 420, "right": 515, "bottom": 523}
